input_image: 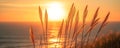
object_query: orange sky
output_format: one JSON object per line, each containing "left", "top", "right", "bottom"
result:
{"left": 0, "top": 0, "right": 120, "bottom": 22}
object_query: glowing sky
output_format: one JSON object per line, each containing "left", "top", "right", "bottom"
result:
{"left": 0, "top": 0, "right": 120, "bottom": 22}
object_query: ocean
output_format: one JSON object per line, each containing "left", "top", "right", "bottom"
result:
{"left": 0, "top": 22, "right": 120, "bottom": 48}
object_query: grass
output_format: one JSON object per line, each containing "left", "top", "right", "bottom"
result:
{"left": 29, "top": 26, "right": 35, "bottom": 48}
{"left": 28, "top": 3, "right": 116, "bottom": 48}
{"left": 90, "top": 32, "right": 120, "bottom": 48}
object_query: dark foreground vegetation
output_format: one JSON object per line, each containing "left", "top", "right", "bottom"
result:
{"left": 85, "top": 32, "right": 120, "bottom": 48}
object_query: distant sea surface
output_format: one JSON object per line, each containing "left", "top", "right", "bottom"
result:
{"left": 0, "top": 22, "right": 120, "bottom": 48}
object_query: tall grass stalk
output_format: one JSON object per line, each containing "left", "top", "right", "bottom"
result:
{"left": 68, "top": 4, "right": 76, "bottom": 47}
{"left": 81, "top": 8, "right": 100, "bottom": 46}
{"left": 58, "top": 20, "right": 64, "bottom": 42}
{"left": 74, "top": 11, "right": 79, "bottom": 48}
{"left": 38, "top": 6, "right": 44, "bottom": 48}
{"left": 80, "top": 5, "right": 88, "bottom": 48}
{"left": 68, "top": 5, "right": 76, "bottom": 40}
{"left": 85, "top": 8, "right": 100, "bottom": 47}
{"left": 84, "top": 7, "right": 100, "bottom": 37}
{"left": 69, "top": 10, "right": 80, "bottom": 48}
{"left": 29, "top": 26, "right": 35, "bottom": 48}
{"left": 45, "top": 10, "right": 48, "bottom": 48}
{"left": 64, "top": 3, "right": 76, "bottom": 48}
{"left": 94, "top": 12, "right": 110, "bottom": 43}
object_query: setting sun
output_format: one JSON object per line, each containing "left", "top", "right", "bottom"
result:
{"left": 46, "top": 2, "right": 65, "bottom": 21}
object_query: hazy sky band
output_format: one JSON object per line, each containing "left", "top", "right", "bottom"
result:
{"left": 0, "top": 0, "right": 120, "bottom": 22}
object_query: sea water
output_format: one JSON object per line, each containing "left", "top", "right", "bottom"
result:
{"left": 0, "top": 22, "right": 120, "bottom": 48}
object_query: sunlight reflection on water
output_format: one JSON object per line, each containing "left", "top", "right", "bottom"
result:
{"left": 48, "top": 23, "right": 62, "bottom": 48}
